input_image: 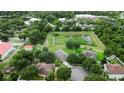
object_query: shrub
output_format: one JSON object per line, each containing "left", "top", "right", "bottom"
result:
{"left": 67, "top": 53, "right": 81, "bottom": 64}
{"left": 21, "top": 66, "right": 38, "bottom": 80}
{"left": 10, "top": 72, "right": 19, "bottom": 81}
{"left": 45, "top": 71, "right": 55, "bottom": 81}
{"left": 56, "top": 66, "right": 72, "bottom": 81}
{"left": 66, "top": 38, "right": 80, "bottom": 49}
{"left": 0, "top": 71, "right": 3, "bottom": 80}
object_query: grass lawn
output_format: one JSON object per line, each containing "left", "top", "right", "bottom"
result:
{"left": 47, "top": 31, "right": 106, "bottom": 52}
{"left": 36, "top": 44, "right": 43, "bottom": 50}
{"left": 88, "top": 32, "right": 106, "bottom": 52}
{"left": 109, "top": 58, "right": 123, "bottom": 66}
{"left": 97, "top": 52, "right": 105, "bottom": 61}
{"left": 0, "top": 62, "right": 10, "bottom": 71}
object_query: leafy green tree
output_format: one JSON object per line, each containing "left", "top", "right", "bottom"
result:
{"left": 11, "top": 49, "right": 34, "bottom": 70}
{"left": 39, "top": 51, "right": 55, "bottom": 63}
{"left": 42, "top": 47, "right": 48, "bottom": 52}
{"left": 71, "top": 25, "right": 82, "bottom": 31}
{"left": 56, "top": 66, "right": 72, "bottom": 81}
{"left": 62, "top": 25, "right": 70, "bottom": 31}
{"left": 13, "top": 49, "right": 34, "bottom": 63}
{"left": 67, "top": 53, "right": 82, "bottom": 64}
{"left": 0, "top": 71, "right": 3, "bottom": 81}
{"left": 11, "top": 59, "right": 29, "bottom": 70}
{"left": 66, "top": 38, "right": 80, "bottom": 49}
{"left": 21, "top": 66, "right": 38, "bottom": 80}
{"left": 53, "top": 19, "right": 62, "bottom": 27}
{"left": 18, "top": 32, "right": 27, "bottom": 41}
{"left": 89, "top": 64, "right": 103, "bottom": 75}
{"left": 45, "top": 71, "right": 55, "bottom": 81}
{"left": 29, "top": 29, "right": 47, "bottom": 45}
{"left": 10, "top": 72, "right": 19, "bottom": 81}
{"left": 0, "top": 33, "right": 9, "bottom": 42}
{"left": 82, "top": 58, "right": 97, "bottom": 71}
{"left": 33, "top": 49, "right": 42, "bottom": 59}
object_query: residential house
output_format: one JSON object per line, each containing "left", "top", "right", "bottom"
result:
{"left": 23, "top": 45, "right": 33, "bottom": 51}
{"left": 55, "top": 49, "right": 68, "bottom": 62}
{"left": 36, "top": 63, "right": 55, "bottom": 76}
{"left": 104, "top": 64, "right": 124, "bottom": 79}
{"left": 82, "top": 50, "right": 97, "bottom": 59}
{"left": 0, "top": 41, "right": 14, "bottom": 60}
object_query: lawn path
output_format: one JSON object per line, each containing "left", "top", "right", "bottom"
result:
{"left": 44, "top": 39, "right": 49, "bottom": 47}
{"left": 53, "top": 36, "right": 55, "bottom": 45}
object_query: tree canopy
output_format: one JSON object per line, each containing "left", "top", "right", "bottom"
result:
{"left": 56, "top": 66, "right": 72, "bottom": 81}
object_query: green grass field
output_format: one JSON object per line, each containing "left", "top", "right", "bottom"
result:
{"left": 47, "top": 31, "right": 106, "bottom": 52}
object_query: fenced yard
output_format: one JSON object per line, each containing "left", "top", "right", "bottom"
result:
{"left": 46, "top": 31, "right": 106, "bottom": 53}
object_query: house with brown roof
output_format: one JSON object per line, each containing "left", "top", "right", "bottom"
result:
{"left": 82, "top": 50, "right": 97, "bottom": 59}
{"left": 23, "top": 45, "right": 33, "bottom": 51}
{"left": 104, "top": 64, "right": 124, "bottom": 79}
{"left": 36, "top": 63, "right": 55, "bottom": 76}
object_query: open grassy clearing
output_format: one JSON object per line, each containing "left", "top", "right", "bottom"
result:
{"left": 89, "top": 32, "right": 106, "bottom": 52}
{"left": 47, "top": 31, "right": 106, "bottom": 52}
{"left": 0, "top": 62, "right": 9, "bottom": 71}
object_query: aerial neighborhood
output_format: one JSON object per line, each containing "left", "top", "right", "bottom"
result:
{"left": 0, "top": 11, "right": 123, "bottom": 81}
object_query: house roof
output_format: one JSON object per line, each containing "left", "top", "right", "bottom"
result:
{"left": 0, "top": 42, "right": 13, "bottom": 55}
{"left": 24, "top": 45, "right": 33, "bottom": 49}
{"left": 83, "top": 50, "right": 97, "bottom": 59}
{"left": 36, "top": 63, "right": 55, "bottom": 75}
{"left": 55, "top": 49, "right": 68, "bottom": 62}
{"left": 105, "top": 64, "right": 124, "bottom": 74}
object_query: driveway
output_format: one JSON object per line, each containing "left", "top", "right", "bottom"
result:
{"left": 70, "top": 66, "right": 88, "bottom": 81}
{"left": 57, "top": 49, "right": 88, "bottom": 81}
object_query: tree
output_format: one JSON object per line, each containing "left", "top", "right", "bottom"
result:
{"left": 11, "top": 49, "right": 34, "bottom": 70}
{"left": 84, "top": 74, "right": 108, "bottom": 81}
{"left": 0, "top": 71, "right": 3, "bottom": 80}
{"left": 33, "top": 49, "right": 42, "bottom": 59}
{"left": 66, "top": 38, "right": 80, "bottom": 49}
{"left": 29, "top": 29, "right": 47, "bottom": 45}
{"left": 45, "top": 71, "right": 55, "bottom": 81}
{"left": 89, "top": 64, "right": 103, "bottom": 75}
{"left": 42, "top": 47, "right": 48, "bottom": 52}
{"left": 12, "top": 49, "right": 34, "bottom": 63}
{"left": 56, "top": 66, "right": 72, "bottom": 81}
{"left": 10, "top": 72, "right": 19, "bottom": 81}
{"left": 82, "top": 58, "right": 97, "bottom": 71}
{"left": 71, "top": 25, "right": 82, "bottom": 31}
{"left": 39, "top": 51, "right": 55, "bottom": 63}
{"left": 62, "top": 25, "right": 70, "bottom": 31}
{"left": 21, "top": 66, "right": 38, "bottom": 80}
{"left": 0, "top": 33, "right": 9, "bottom": 42}
{"left": 18, "top": 32, "right": 27, "bottom": 41}
{"left": 67, "top": 53, "right": 82, "bottom": 64}
{"left": 11, "top": 59, "right": 29, "bottom": 70}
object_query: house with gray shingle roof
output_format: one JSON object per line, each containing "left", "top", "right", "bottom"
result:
{"left": 55, "top": 49, "right": 68, "bottom": 62}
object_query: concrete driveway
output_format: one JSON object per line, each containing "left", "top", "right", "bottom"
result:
{"left": 70, "top": 66, "right": 88, "bottom": 81}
